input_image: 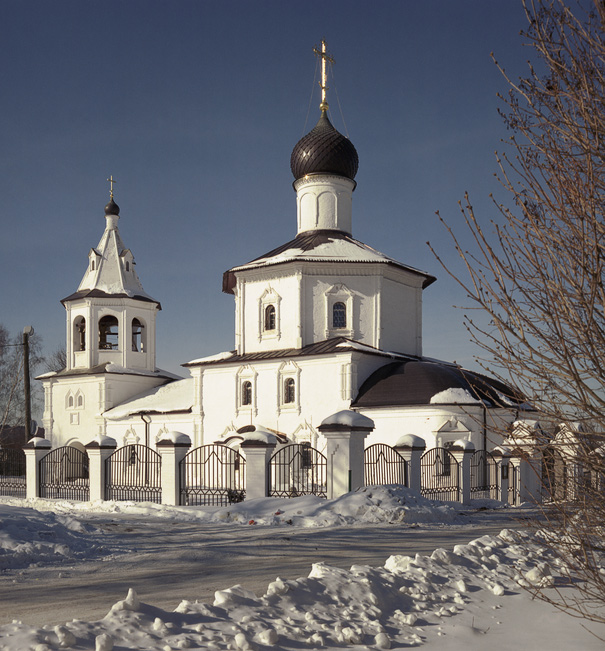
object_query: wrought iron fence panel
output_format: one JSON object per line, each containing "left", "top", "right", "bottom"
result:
{"left": 0, "top": 449, "right": 26, "bottom": 498}
{"left": 470, "top": 450, "right": 498, "bottom": 500}
{"left": 420, "top": 447, "right": 460, "bottom": 501}
{"left": 105, "top": 444, "right": 162, "bottom": 503}
{"left": 542, "top": 446, "right": 567, "bottom": 502}
{"left": 180, "top": 445, "right": 246, "bottom": 506}
{"left": 269, "top": 444, "right": 327, "bottom": 498}
{"left": 364, "top": 444, "right": 408, "bottom": 487}
{"left": 508, "top": 462, "right": 519, "bottom": 505}
{"left": 39, "top": 446, "right": 90, "bottom": 501}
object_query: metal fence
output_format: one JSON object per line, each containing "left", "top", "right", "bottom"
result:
{"left": 269, "top": 443, "right": 327, "bottom": 498}
{"left": 105, "top": 444, "right": 162, "bottom": 503}
{"left": 364, "top": 443, "right": 408, "bottom": 486}
{"left": 470, "top": 450, "right": 498, "bottom": 500}
{"left": 420, "top": 447, "right": 460, "bottom": 501}
{"left": 39, "top": 446, "right": 90, "bottom": 500}
{"left": 180, "top": 445, "right": 246, "bottom": 506}
{"left": 0, "top": 449, "right": 26, "bottom": 498}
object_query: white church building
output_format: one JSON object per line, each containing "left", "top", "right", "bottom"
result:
{"left": 39, "top": 51, "right": 534, "bottom": 454}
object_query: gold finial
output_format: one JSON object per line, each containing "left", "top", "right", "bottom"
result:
{"left": 313, "top": 39, "right": 334, "bottom": 112}
{"left": 107, "top": 175, "right": 117, "bottom": 200}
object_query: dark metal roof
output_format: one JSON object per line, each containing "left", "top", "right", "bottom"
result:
{"left": 222, "top": 230, "right": 436, "bottom": 294}
{"left": 61, "top": 288, "right": 161, "bottom": 309}
{"left": 291, "top": 110, "right": 359, "bottom": 181}
{"left": 352, "top": 360, "right": 527, "bottom": 409}
{"left": 183, "top": 337, "right": 396, "bottom": 368}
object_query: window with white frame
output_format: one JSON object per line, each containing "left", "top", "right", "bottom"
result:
{"left": 258, "top": 287, "right": 281, "bottom": 341}
{"left": 277, "top": 361, "right": 301, "bottom": 413}
{"left": 324, "top": 284, "right": 354, "bottom": 339}
{"left": 236, "top": 366, "right": 257, "bottom": 415}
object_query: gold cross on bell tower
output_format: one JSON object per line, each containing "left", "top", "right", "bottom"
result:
{"left": 107, "top": 175, "right": 117, "bottom": 200}
{"left": 313, "top": 39, "right": 334, "bottom": 112}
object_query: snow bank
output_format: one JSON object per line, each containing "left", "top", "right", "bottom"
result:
{"left": 2, "top": 526, "right": 601, "bottom": 650}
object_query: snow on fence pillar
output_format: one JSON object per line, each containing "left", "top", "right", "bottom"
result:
{"left": 318, "top": 410, "right": 374, "bottom": 499}
{"left": 240, "top": 429, "right": 277, "bottom": 500}
{"left": 394, "top": 434, "right": 426, "bottom": 494}
{"left": 492, "top": 446, "right": 511, "bottom": 504}
{"left": 510, "top": 448, "right": 541, "bottom": 503}
{"left": 85, "top": 436, "right": 117, "bottom": 502}
{"left": 450, "top": 439, "right": 475, "bottom": 505}
{"left": 157, "top": 432, "right": 191, "bottom": 506}
{"left": 23, "top": 437, "right": 51, "bottom": 499}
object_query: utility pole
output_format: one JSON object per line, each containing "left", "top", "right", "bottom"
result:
{"left": 23, "top": 326, "right": 34, "bottom": 441}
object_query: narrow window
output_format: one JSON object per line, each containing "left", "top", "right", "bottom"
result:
{"left": 74, "top": 316, "right": 86, "bottom": 351}
{"left": 126, "top": 261, "right": 130, "bottom": 271}
{"left": 67, "top": 395, "right": 74, "bottom": 408}
{"left": 90, "top": 260, "right": 95, "bottom": 271}
{"left": 99, "top": 315, "right": 119, "bottom": 350}
{"left": 132, "top": 318, "right": 144, "bottom": 352}
{"left": 242, "top": 381, "right": 252, "bottom": 406}
{"left": 284, "top": 378, "right": 296, "bottom": 404}
{"left": 333, "top": 302, "right": 346, "bottom": 329}
{"left": 77, "top": 395, "right": 83, "bottom": 408}
{"left": 264, "top": 304, "right": 276, "bottom": 331}
{"left": 301, "top": 442, "right": 312, "bottom": 468}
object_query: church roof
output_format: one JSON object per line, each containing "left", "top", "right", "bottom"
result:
{"left": 183, "top": 336, "right": 404, "bottom": 367}
{"left": 352, "top": 360, "right": 529, "bottom": 409}
{"left": 103, "top": 377, "right": 194, "bottom": 419}
{"left": 63, "top": 199, "right": 160, "bottom": 307}
{"left": 290, "top": 110, "right": 359, "bottom": 182}
{"left": 37, "top": 363, "right": 180, "bottom": 381}
{"left": 223, "top": 230, "right": 436, "bottom": 294}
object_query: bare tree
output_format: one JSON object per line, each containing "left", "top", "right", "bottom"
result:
{"left": 431, "top": 0, "right": 605, "bottom": 623}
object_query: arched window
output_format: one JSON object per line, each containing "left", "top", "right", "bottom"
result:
{"left": 284, "top": 378, "right": 295, "bottom": 403}
{"left": 242, "top": 381, "right": 252, "bottom": 406}
{"left": 99, "top": 315, "right": 119, "bottom": 350}
{"left": 74, "top": 316, "right": 86, "bottom": 351}
{"left": 125, "top": 261, "right": 130, "bottom": 271}
{"left": 77, "top": 394, "right": 84, "bottom": 408}
{"left": 264, "top": 304, "right": 276, "bottom": 331}
{"left": 131, "top": 318, "right": 145, "bottom": 352}
{"left": 90, "top": 260, "right": 95, "bottom": 271}
{"left": 67, "top": 395, "right": 74, "bottom": 408}
{"left": 332, "top": 302, "right": 346, "bottom": 329}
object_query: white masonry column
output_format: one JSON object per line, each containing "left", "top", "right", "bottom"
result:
{"left": 394, "top": 434, "right": 426, "bottom": 494}
{"left": 85, "top": 436, "right": 117, "bottom": 502}
{"left": 157, "top": 431, "right": 191, "bottom": 506}
{"left": 240, "top": 431, "right": 277, "bottom": 501}
{"left": 492, "top": 446, "right": 511, "bottom": 505}
{"left": 318, "top": 410, "right": 374, "bottom": 499}
{"left": 450, "top": 439, "right": 475, "bottom": 505}
{"left": 23, "top": 437, "right": 51, "bottom": 499}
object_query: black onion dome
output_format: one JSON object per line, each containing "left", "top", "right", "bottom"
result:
{"left": 291, "top": 110, "right": 359, "bottom": 181}
{"left": 104, "top": 199, "right": 120, "bottom": 216}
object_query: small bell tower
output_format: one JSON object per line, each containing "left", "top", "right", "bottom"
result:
{"left": 62, "top": 178, "right": 161, "bottom": 373}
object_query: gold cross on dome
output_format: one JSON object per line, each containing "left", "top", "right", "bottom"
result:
{"left": 313, "top": 39, "right": 334, "bottom": 111}
{"left": 107, "top": 175, "right": 117, "bottom": 200}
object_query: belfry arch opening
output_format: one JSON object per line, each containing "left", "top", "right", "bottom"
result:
{"left": 131, "top": 318, "right": 145, "bottom": 352}
{"left": 99, "top": 315, "right": 119, "bottom": 350}
{"left": 73, "top": 316, "right": 86, "bottom": 351}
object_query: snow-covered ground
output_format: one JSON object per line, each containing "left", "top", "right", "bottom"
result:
{"left": 0, "top": 486, "right": 603, "bottom": 650}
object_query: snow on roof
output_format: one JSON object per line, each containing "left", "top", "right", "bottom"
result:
{"left": 186, "top": 350, "right": 235, "bottom": 365}
{"left": 103, "top": 378, "right": 194, "bottom": 419}
{"left": 320, "top": 410, "right": 375, "bottom": 429}
{"left": 104, "top": 363, "right": 182, "bottom": 380}
{"left": 429, "top": 388, "right": 483, "bottom": 405}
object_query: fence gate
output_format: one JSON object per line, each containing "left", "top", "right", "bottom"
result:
{"left": 105, "top": 444, "right": 162, "bottom": 503}
{"left": 180, "top": 445, "right": 246, "bottom": 506}
{"left": 39, "top": 446, "right": 90, "bottom": 500}
{"left": 364, "top": 444, "right": 408, "bottom": 487}
{"left": 470, "top": 450, "right": 498, "bottom": 500}
{"left": 542, "top": 446, "right": 567, "bottom": 502}
{"left": 508, "top": 462, "right": 519, "bottom": 505}
{"left": 420, "top": 447, "right": 460, "bottom": 501}
{"left": 269, "top": 443, "right": 327, "bottom": 498}
{"left": 0, "top": 449, "right": 26, "bottom": 498}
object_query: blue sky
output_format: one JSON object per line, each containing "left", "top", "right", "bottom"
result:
{"left": 1, "top": 0, "right": 531, "bottom": 377}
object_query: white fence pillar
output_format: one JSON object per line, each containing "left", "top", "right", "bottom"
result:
{"left": 157, "top": 432, "right": 191, "bottom": 506}
{"left": 492, "top": 446, "right": 510, "bottom": 504}
{"left": 85, "top": 436, "right": 117, "bottom": 502}
{"left": 23, "top": 437, "right": 51, "bottom": 499}
{"left": 394, "top": 434, "right": 426, "bottom": 494}
{"left": 318, "top": 410, "right": 374, "bottom": 499}
{"left": 451, "top": 439, "right": 475, "bottom": 505}
{"left": 510, "top": 449, "right": 542, "bottom": 503}
{"left": 240, "top": 437, "right": 276, "bottom": 500}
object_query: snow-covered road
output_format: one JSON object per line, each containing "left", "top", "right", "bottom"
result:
{"left": 0, "top": 510, "right": 532, "bottom": 626}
